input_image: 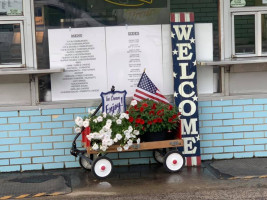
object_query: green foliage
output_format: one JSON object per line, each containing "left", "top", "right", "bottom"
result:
{"left": 128, "top": 99, "right": 180, "bottom": 134}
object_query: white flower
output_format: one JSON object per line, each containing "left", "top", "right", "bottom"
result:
{"left": 120, "top": 113, "right": 129, "bottom": 120}
{"left": 75, "top": 127, "right": 81, "bottom": 133}
{"left": 75, "top": 116, "right": 83, "bottom": 127}
{"left": 113, "top": 138, "right": 118, "bottom": 143}
{"left": 128, "top": 126, "right": 133, "bottom": 132}
{"left": 137, "top": 138, "right": 140, "bottom": 144}
{"left": 123, "top": 144, "right": 129, "bottom": 150}
{"left": 116, "top": 134, "right": 122, "bottom": 140}
{"left": 87, "top": 134, "right": 93, "bottom": 141}
{"left": 106, "top": 139, "right": 113, "bottom": 146}
{"left": 103, "top": 112, "right": 107, "bottom": 118}
{"left": 83, "top": 120, "right": 89, "bottom": 128}
{"left": 93, "top": 119, "right": 98, "bottom": 123}
{"left": 133, "top": 130, "right": 140, "bottom": 135}
{"left": 124, "top": 113, "right": 129, "bottom": 120}
{"left": 127, "top": 139, "right": 133, "bottom": 146}
{"left": 106, "top": 119, "right": 112, "bottom": 125}
{"left": 92, "top": 143, "right": 99, "bottom": 151}
{"left": 100, "top": 145, "right": 107, "bottom": 151}
{"left": 130, "top": 100, "right": 138, "bottom": 106}
{"left": 117, "top": 146, "right": 123, "bottom": 152}
{"left": 125, "top": 131, "right": 131, "bottom": 140}
{"left": 103, "top": 125, "right": 110, "bottom": 132}
{"left": 130, "top": 134, "right": 136, "bottom": 139}
{"left": 97, "top": 116, "right": 103, "bottom": 122}
{"left": 116, "top": 119, "right": 122, "bottom": 125}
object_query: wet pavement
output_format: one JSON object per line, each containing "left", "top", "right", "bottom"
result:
{"left": 205, "top": 158, "right": 267, "bottom": 179}
{"left": 1, "top": 158, "right": 267, "bottom": 199}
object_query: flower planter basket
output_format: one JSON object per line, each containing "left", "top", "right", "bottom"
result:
{"left": 141, "top": 131, "right": 166, "bottom": 142}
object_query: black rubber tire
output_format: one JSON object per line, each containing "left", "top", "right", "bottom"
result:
{"left": 92, "top": 156, "right": 113, "bottom": 179}
{"left": 163, "top": 150, "right": 185, "bottom": 173}
{"left": 79, "top": 153, "right": 94, "bottom": 171}
{"left": 153, "top": 149, "right": 166, "bottom": 164}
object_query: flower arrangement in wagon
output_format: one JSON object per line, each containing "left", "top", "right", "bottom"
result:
{"left": 128, "top": 99, "right": 180, "bottom": 135}
{"left": 74, "top": 110, "right": 140, "bottom": 152}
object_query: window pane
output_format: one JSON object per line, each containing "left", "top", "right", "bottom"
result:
{"left": 34, "top": 0, "right": 169, "bottom": 102}
{"left": 231, "top": 0, "right": 267, "bottom": 7}
{"left": 262, "top": 14, "right": 267, "bottom": 53}
{"left": 0, "top": 0, "right": 23, "bottom": 16}
{"left": 0, "top": 23, "right": 22, "bottom": 65}
{"left": 234, "top": 15, "right": 255, "bottom": 55}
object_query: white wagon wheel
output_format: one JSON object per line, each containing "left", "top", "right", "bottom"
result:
{"left": 92, "top": 156, "right": 113, "bottom": 179}
{"left": 79, "top": 153, "right": 95, "bottom": 171}
{"left": 163, "top": 150, "right": 184, "bottom": 173}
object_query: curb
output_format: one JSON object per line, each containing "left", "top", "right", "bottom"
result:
{"left": 0, "top": 192, "right": 63, "bottom": 199}
{"left": 203, "top": 161, "right": 267, "bottom": 180}
{"left": 227, "top": 175, "right": 267, "bottom": 180}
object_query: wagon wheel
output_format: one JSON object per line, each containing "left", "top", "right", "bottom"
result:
{"left": 153, "top": 149, "right": 167, "bottom": 164}
{"left": 163, "top": 150, "right": 184, "bottom": 173}
{"left": 79, "top": 153, "right": 94, "bottom": 171}
{"left": 92, "top": 156, "right": 113, "bottom": 179}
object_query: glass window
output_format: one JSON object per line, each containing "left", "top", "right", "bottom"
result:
{"left": 0, "top": 0, "right": 23, "bottom": 16}
{"left": 0, "top": 23, "right": 23, "bottom": 66}
{"left": 34, "top": 0, "right": 169, "bottom": 102}
{"left": 234, "top": 15, "right": 255, "bottom": 55}
{"left": 262, "top": 14, "right": 267, "bottom": 53}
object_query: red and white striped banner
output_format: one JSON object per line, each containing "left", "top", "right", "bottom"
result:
{"left": 185, "top": 156, "right": 201, "bottom": 166}
{"left": 170, "top": 12, "right": 194, "bottom": 23}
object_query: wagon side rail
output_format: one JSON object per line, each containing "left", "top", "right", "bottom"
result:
{"left": 87, "top": 139, "right": 184, "bottom": 154}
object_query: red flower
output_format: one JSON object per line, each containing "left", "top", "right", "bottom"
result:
{"left": 157, "top": 118, "right": 163, "bottom": 123}
{"left": 149, "top": 110, "right": 155, "bottom": 115}
{"left": 153, "top": 119, "right": 158, "bottom": 123}
{"left": 134, "top": 105, "right": 138, "bottom": 110}
{"left": 152, "top": 103, "right": 157, "bottom": 109}
{"left": 125, "top": 110, "right": 129, "bottom": 114}
{"left": 148, "top": 121, "right": 153, "bottom": 125}
{"left": 140, "top": 107, "right": 144, "bottom": 112}
{"left": 129, "top": 116, "right": 134, "bottom": 123}
{"left": 140, "top": 119, "right": 145, "bottom": 125}
{"left": 168, "top": 118, "right": 173, "bottom": 123}
{"left": 135, "top": 118, "right": 141, "bottom": 123}
{"left": 172, "top": 114, "right": 177, "bottom": 119}
{"left": 142, "top": 103, "right": 148, "bottom": 107}
{"left": 156, "top": 109, "right": 164, "bottom": 116}
{"left": 168, "top": 105, "right": 173, "bottom": 110}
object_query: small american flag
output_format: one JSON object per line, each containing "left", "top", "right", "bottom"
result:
{"left": 133, "top": 72, "right": 169, "bottom": 104}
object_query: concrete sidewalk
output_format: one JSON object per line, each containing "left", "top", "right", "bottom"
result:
{"left": 203, "top": 157, "right": 267, "bottom": 180}
{"left": 1, "top": 158, "right": 267, "bottom": 199}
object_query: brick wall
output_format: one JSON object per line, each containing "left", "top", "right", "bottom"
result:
{"left": 199, "top": 98, "right": 267, "bottom": 160}
{"left": 170, "top": 0, "right": 219, "bottom": 58}
{"left": 1, "top": 97, "right": 267, "bottom": 172}
{"left": 0, "top": 108, "right": 156, "bottom": 172}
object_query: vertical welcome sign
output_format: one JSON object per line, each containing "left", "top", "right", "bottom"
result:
{"left": 170, "top": 13, "right": 201, "bottom": 166}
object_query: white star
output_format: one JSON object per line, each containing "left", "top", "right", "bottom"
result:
{"left": 193, "top": 60, "right": 197, "bottom": 66}
{"left": 171, "top": 32, "right": 175, "bottom": 38}
{"left": 192, "top": 95, "right": 198, "bottom": 101}
{"left": 195, "top": 135, "right": 200, "bottom": 141}
{"left": 173, "top": 72, "right": 177, "bottom": 78}
{"left": 190, "top": 37, "right": 195, "bottom": 43}
{"left": 172, "top": 49, "right": 178, "bottom": 55}
{"left": 174, "top": 92, "right": 178, "bottom": 97}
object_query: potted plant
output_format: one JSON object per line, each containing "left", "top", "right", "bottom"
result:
{"left": 128, "top": 99, "right": 180, "bottom": 141}
{"left": 74, "top": 111, "right": 141, "bottom": 152}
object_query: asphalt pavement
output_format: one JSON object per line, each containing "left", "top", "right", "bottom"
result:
{"left": 1, "top": 157, "right": 267, "bottom": 200}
